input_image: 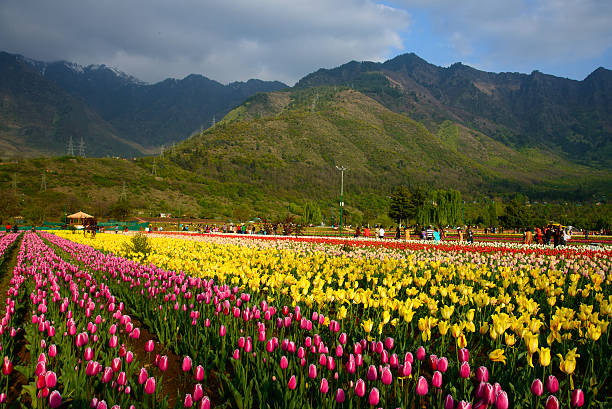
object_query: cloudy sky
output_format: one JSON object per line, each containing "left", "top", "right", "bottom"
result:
{"left": 1, "top": 0, "right": 610, "bottom": 85}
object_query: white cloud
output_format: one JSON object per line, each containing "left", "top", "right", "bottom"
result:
{"left": 0, "top": 0, "right": 409, "bottom": 84}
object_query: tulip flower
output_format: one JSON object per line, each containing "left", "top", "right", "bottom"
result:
{"left": 438, "top": 356, "right": 449, "bottom": 373}
{"left": 308, "top": 364, "right": 317, "bottom": 379}
{"left": 219, "top": 325, "right": 226, "bottom": 336}
{"left": 539, "top": 347, "right": 551, "bottom": 367}
{"left": 545, "top": 395, "right": 559, "bottom": 409}
{"left": 366, "top": 365, "right": 377, "bottom": 381}
{"left": 417, "top": 346, "right": 426, "bottom": 360}
{"left": 432, "top": 371, "right": 442, "bottom": 388}
{"left": 280, "top": 356, "right": 288, "bottom": 370}
{"left": 47, "top": 390, "right": 61, "bottom": 408}
{"left": 195, "top": 365, "right": 205, "bottom": 382}
{"left": 201, "top": 397, "right": 211, "bottom": 409}
{"left": 320, "top": 378, "right": 329, "bottom": 394}
{"left": 571, "top": 389, "right": 584, "bottom": 407}
{"left": 355, "top": 379, "right": 366, "bottom": 397}
{"left": 444, "top": 394, "right": 454, "bottom": 409}
{"left": 159, "top": 355, "right": 169, "bottom": 372}
{"left": 459, "top": 362, "right": 470, "bottom": 378}
{"left": 184, "top": 394, "right": 194, "bottom": 408}
{"left": 138, "top": 367, "right": 148, "bottom": 385}
{"left": 369, "top": 387, "right": 380, "bottom": 405}
{"left": 182, "top": 356, "right": 192, "bottom": 372}
{"left": 288, "top": 375, "right": 297, "bottom": 390}
{"left": 145, "top": 339, "right": 155, "bottom": 352}
{"left": 531, "top": 379, "right": 544, "bottom": 396}
{"left": 101, "top": 367, "right": 113, "bottom": 383}
{"left": 2, "top": 357, "right": 13, "bottom": 375}
{"left": 495, "top": 391, "right": 509, "bottom": 409}
{"left": 457, "top": 401, "right": 472, "bottom": 409}
{"left": 476, "top": 366, "right": 489, "bottom": 383}
{"left": 144, "top": 377, "right": 156, "bottom": 395}
{"left": 458, "top": 348, "right": 469, "bottom": 363}
{"left": 44, "top": 371, "right": 57, "bottom": 388}
{"left": 193, "top": 383, "right": 204, "bottom": 401}
{"left": 546, "top": 375, "right": 559, "bottom": 393}
{"left": 416, "top": 376, "right": 428, "bottom": 395}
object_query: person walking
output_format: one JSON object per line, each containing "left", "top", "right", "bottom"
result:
{"left": 395, "top": 226, "right": 401, "bottom": 240}
{"left": 378, "top": 226, "right": 385, "bottom": 240}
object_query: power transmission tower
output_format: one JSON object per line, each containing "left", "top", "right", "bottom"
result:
{"left": 310, "top": 93, "right": 319, "bottom": 113}
{"left": 211, "top": 116, "right": 216, "bottom": 127}
{"left": 40, "top": 173, "right": 47, "bottom": 192}
{"left": 152, "top": 158, "right": 157, "bottom": 176}
{"left": 160, "top": 145, "right": 165, "bottom": 156}
{"left": 78, "top": 137, "right": 85, "bottom": 157}
{"left": 119, "top": 181, "right": 128, "bottom": 201}
{"left": 67, "top": 136, "right": 75, "bottom": 156}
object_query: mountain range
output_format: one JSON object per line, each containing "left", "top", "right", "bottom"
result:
{"left": 0, "top": 51, "right": 287, "bottom": 157}
{"left": 0, "top": 50, "right": 611, "bottom": 222}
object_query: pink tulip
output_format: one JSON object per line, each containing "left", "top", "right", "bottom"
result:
{"left": 3, "top": 358, "right": 14, "bottom": 375}
{"left": 219, "top": 325, "right": 226, "bottom": 336}
{"left": 232, "top": 349, "right": 240, "bottom": 360}
{"left": 109, "top": 335, "right": 118, "bottom": 348}
{"left": 44, "top": 371, "right": 57, "bottom": 388}
{"left": 48, "top": 390, "right": 62, "bottom": 408}
{"left": 366, "top": 365, "right": 377, "bottom": 381}
{"left": 355, "top": 378, "right": 366, "bottom": 397}
{"left": 138, "top": 367, "right": 148, "bottom": 385}
{"left": 458, "top": 348, "right": 469, "bottom": 363}
{"left": 531, "top": 379, "right": 544, "bottom": 396}
{"left": 457, "top": 401, "right": 472, "bottom": 409}
{"left": 308, "top": 364, "right": 317, "bottom": 379}
{"left": 545, "top": 395, "right": 559, "bottom": 409}
{"left": 416, "top": 376, "right": 428, "bottom": 395}
{"left": 476, "top": 366, "right": 489, "bottom": 383}
{"left": 369, "top": 387, "right": 380, "bottom": 405}
{"left": 571, "top": 389, "right": 584, "bottom": 407}
{"left": 117, "top": 371, "right": 127, "bottom": 386}
{"left": 381, "top": 366, "right": 393, "bottom": 385}
{"left": 288, "top": 375, "right": 297, "bottom": 390}
{"left": 546, "top": 375, "right": 559, "bottom": 393}
{"left": 444, "top": 394, "right": 454, "bottom": 409}
{"left": 184, "top": 394, "right": 194, "bottom": 408}
{"left": 126, "top": 351, "right": 134, "bottom": 364}
{"left": 101, "top": 367, "right": 113, "bottom": 383}
{"left": 193, "top": 383, "right": 204, "bottom": 401}
{"left": 144, "top": 377, "right": 156, "bottom": 395}
{"left": 320, "top": 378, "right": 329, "bottom": 394}
{"left": 48, "top": 345, "right": 57, "bottom": 358}
{"left": 336, "top": 388, "right": 345, "bottom": 403}
{"left": 200, "top": 396, "right": 211, "bottom": 409}
{"left": 159, "top": 355, "right": 169, "bottom": 372}
{"left": 459, "top": 362, "right": 470, "bottom": 378}
{"left": 96, "top": 400, "right": 108, "bottom": 409}
{"left": 182, "top": 356, "right": 192, "bottom": 372}
{"left": 432, "top": 371, "right": 442, "bottom": 388}
{"left": 111, "top": 357, "right": 121, "bottom": 373}
{"left": 195, "top": 365, "right": 205, "bottom": 382}
{"left": 145, "top": 340, "right": 154, "bottom": 352}
{"left": 417, "top": 346, "right": 426, "bottom": 360}
{"left": 429, "top": 354, "right": 438, "bottom": 370}
{"left": 339, "top": 333, "right": 347, "bottom": 345}
{"left": 495, "top": 391, "right": 509, "bottom": 409}
{"left": 438, "top": 357, "right": 448, "bottom": 373}
{"left": 346, "top": 359, "right": 356, "bottom": 374}
{"left": 280, "top": 356, "right": 288, "bottom": 369}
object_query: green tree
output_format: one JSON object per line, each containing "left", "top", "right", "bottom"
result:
{"left": 388, "top": 186, "right": 411, "bottom": 225}
{"left": 303, "top": 202, "right": 322, "bottom": 225}
{"left": 109, "top": 199, "right": 131, "bottom": 221}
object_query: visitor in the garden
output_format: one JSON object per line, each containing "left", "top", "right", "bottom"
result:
{"left": 395, "top": 226, "right": 401, "bottom": 240}
{"left": 467, "top": 227, "right": 474, "bottom": 243}
{"left": 379, "top": 226, "right": 385, "bottom": 239}
{"left": 457, "top": 227, "right": 463, "bottom": 242}
{"left": 433, "top": 228, "right": 440, "bottom": 242}
{"left": 354, "top": 226, "right": 361, "bottom": 237}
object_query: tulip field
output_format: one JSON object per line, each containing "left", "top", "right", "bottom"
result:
{"left": 0, "top": 231, "right": 610, "bottom": 408}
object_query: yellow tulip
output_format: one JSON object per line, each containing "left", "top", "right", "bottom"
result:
{"left": 489, "top": 349, "right": 506, "bottom": 365}
{"left": 558, "top": 348, "right": 580, "bottom": 375}
{"left": 504, "top": 333, "right": 516, "bottom": 346}
{"left": 361, "top": 319, "right": 373, "bottom": 333}
{"left": 539, "top": 347, "right": 551, "bottom": 367}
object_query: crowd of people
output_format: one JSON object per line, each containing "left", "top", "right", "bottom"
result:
{"left": 523, "top": 225, "right": 572, "bottom": 247}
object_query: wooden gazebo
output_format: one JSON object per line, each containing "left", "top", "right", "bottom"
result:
{"left": 67, "top": 211, "right": 96, "bottom": 227}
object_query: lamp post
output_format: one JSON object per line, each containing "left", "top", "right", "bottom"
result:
{"left": 462, "top": 200, "right": 465, "bottom": 226}
{"left": 336, "top": 166, "right": 347, "bottom": 237}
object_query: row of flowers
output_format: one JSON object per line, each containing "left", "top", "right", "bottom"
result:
{"left": 45, "top": 231, "right": 611, "bottom": 408}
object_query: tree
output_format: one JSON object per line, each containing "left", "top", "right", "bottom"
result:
{"left": 388, "top": 186, "right": 411, "bottom": 225}
{"left": 303, "top": 202, "right": 322, "bottom": 225}
{"left": 500, "top": 197, "right": 532, "bottom": 230}
{"left": 109, "top": 199, "right": 131, "bottom": 221}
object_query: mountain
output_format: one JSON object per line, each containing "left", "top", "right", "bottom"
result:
{"left": 167, "top": 87, "right": 611, "bottom": 214}
{"left": 296, "top": 53, "right": 612, "bottom": 168}
{"left": 0, "top": 51, "right": 288, "bottom": 157}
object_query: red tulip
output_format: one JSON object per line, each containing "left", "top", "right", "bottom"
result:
{"left": 144, "top": 377, "right": 156, "bottom": 395}
{"left": 111, "top": 357, "right": 121, "bottom": 373}
{"left": 44, "top": 371, "right": 57, "bottom": 388}
{"left": 138, "top": 367, "right": 148, "bottom": 385}
{"left": 457, "top": 401, "right": 472, "bottom": 409}
{"left": 417, "top": 346, "right": 426, "bottom": 360}
{"left": 438, "top": 356, "right": 449, "bottom": 373}
{"left": 458, "top": 348, "right": 469, "bottom": 363}
{"left": 308, "top": 364, "right": 317, "bottom": 379}
{"left": 2, "top": 357, "right": 13, "bottom": 375}
{"left": 366, "top": 365, "right": 377, "bottom": 381}
{"left": 219, "top": 325, "right": 226, "bottom": 336}
{"left": 545, "top": 395, "right": 559, "bottom": 409}
{"left": 571, "top": 389, "right": 584, "bottom": 407}
{"left": 101, "top": 367, "right": 113, "bottom": 383}
{"left": 200, "top": 396, "right": 210, "bottom": 409}
{"left": 184, "top": 394, "right": 193, "bottom": 408}
{"left": 145, "top": 340, "right": 154, "bottom": 352}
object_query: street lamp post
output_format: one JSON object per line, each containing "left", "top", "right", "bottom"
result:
{"left": 336, "top": 166, "right": 347, "bottom": 237}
